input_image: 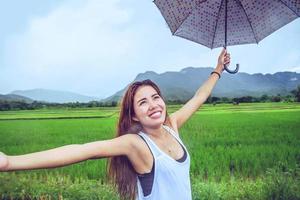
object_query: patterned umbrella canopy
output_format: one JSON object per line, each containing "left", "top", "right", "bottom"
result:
{"left": 154, "top": 0, "right": 300, "bottom": 73}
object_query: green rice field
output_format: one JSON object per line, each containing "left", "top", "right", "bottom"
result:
{"left": 0, "top": 102, "right": 299, "bottom": 199}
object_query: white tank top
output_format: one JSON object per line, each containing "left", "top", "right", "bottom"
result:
{"left": 136, "top": 125, "right": 192, "bottom": 200}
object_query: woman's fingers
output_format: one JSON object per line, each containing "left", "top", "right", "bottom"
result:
{"left": 218, "top": 48, "right": 231, "bottom": 66}
{"left": 224, "top": 59, "right": 230, "bottom": 64}
{"left": 224, "top": 53, "right": 231, "bottom": 65}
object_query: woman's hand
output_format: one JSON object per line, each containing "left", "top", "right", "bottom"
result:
{"left": 215, "top": 48, "right": 230, "bottom": 73}
{"left": 0, "top": 152, "right": 9, "bottom": 171}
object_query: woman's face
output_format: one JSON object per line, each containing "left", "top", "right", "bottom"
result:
{"left": 132, "top": 85, "right": 166, "bottom": 129}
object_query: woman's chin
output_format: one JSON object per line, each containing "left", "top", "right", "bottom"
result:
{"left": 149, "top": 120, "right": 165, "bottom": 129}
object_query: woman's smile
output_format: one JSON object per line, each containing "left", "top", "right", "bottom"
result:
{"left": 148, "top": 111, "right": 162, "bottom": 119}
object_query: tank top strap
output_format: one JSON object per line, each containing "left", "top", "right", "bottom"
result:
{"left": 138, "top": 132, "right": 162, "bottom": 158}
{"left": 162, "top": 125, "right": 183, "bottom": 145}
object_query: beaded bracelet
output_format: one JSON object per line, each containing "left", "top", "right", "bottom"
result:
{"left": 210, "top": 71, "right": 221, "bottom": 79}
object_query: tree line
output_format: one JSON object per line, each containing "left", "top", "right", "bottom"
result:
{"left": 0, "top": 100, "right": 118, "bottom": 111}
{"left": 1, "top": 86, "right": 299, "bottom": 111}
{"left": 168, "top": 86, "right": 300, "bottom": 105}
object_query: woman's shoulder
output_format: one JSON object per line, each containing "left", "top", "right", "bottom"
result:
{"left": 164, "top": 117, "right": 180, "bottom": 136}
{"left": 120, "top": 133, "right": 148, "bottom": 151}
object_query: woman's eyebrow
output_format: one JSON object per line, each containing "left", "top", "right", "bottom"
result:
{"left": 137, "top": 98, "right": 146, "bottom": 104}
{"left": 151, "top": 93, "right": 158, "bottom": 97}
{"left": 137, "top": 93, "right": 159, "bottom": 103}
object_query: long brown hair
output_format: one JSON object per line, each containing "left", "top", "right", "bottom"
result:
{"left": 107, "top": 79, "right": 171, "bottom": 200}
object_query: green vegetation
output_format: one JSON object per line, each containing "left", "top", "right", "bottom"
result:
{"left": 1, "top": 86, "right": 300, "bottom": 111}
{"left": 0, "top": 100, "right": 119, "bottom": 111}
{"left": 0, "top": 103, "right": 299, "bottom": 199}
{"left": 291, "top": 85, "right": 300, "bottom": 102}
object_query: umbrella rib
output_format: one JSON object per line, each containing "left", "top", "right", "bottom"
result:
{"left": 235, "top": 0, "right": 259, "bottom": 44}
{"left": 211, "top": 0, "right": 224, "bottom": 49}
{"left": 173, "top": 0, "right": 209, "bottom": 35}
{"left": 173, "top": 2, "right": 201, "bottom": 35}
{"left": 277, "top": 0, "right": 300, "bottom": 17}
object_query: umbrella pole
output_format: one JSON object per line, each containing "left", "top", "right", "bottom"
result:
{"left": 224, "top": 0, "right": 239, "bottom": 74}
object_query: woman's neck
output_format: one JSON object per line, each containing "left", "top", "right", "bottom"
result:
{"left": 142, "top": 125, "right": 167, "bottom": 140}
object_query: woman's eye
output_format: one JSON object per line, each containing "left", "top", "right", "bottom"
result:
{"left": 139, "top": 101, "right": 146, "bottom": 106}
{"left": 154, "top": 96, "right": 160, "bottom": 99}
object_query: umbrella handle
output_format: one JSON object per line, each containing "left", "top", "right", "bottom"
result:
{"left": 224, "top": 63, "right": 239, "bottom": 74}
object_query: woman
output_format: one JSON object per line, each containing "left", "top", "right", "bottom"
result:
{"left": 0, "top": 48, "right": 230, "bottom": 200}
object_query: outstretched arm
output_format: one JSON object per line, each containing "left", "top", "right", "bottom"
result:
{"left": 170, "top": 48, "right": 230, "bottom": 130}
{"left": 0, "top": 134, "right": 134, "bottom": 171}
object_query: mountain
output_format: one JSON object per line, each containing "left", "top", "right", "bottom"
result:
{"left": 11, "top": 89, "right": 100, "bottom": 103}
{"left": 0, "top": 94, "right": 34, "bottom": 103}
{"left": 103, "top": 67, "right": 300, "bottom": 102}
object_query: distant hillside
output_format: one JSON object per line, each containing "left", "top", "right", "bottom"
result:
{"left": 103, "top": 67, "right": 300, "bottom": 103}
{"left": 0, "top": 94, "right": 33, "bottom": 103}
{"left": 11, "top": 89, "right": 100, "bottom": 103}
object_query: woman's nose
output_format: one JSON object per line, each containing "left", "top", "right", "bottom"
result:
{"left": 148, "top": 100, "right": 158, "bottom": 109}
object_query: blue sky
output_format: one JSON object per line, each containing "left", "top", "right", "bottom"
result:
{"left": 0, "top": 0, "right": 299, "bottom": 98}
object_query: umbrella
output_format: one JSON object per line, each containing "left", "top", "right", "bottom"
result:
{"left": 153, "top": 0, "right": 300, "bottom": 74}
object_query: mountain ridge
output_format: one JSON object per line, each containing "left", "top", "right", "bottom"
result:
{"left": 2, "top": 67, "right": 299, "bottom": 103}
{"left": 10, "top": 88, "right": 100, "bottom": 103}
{"left": 104, "top": 67, "right": 300, "bottom": 102}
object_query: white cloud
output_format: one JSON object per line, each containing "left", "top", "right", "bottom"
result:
{"left": 3, "top": 0, "right": 141, "bottom": 97}
{"left": 278, "top": 50, "right": 300, "bottom": 73}
{"left": 286, "top": 66, "right": 300, "bottom": 73}
{"left": 10, "top": 0, "right": 137, "bottom": 68}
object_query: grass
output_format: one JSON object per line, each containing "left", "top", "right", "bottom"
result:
{"left": 0, "top": 102, "right": 299, "bottom": 199}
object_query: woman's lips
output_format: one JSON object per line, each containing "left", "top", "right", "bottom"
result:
{"left": 149, "top": 111, "right": 162, "bottom": 119}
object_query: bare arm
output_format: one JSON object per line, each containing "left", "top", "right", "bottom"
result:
{"left": 0, "top": 134, "right": 134, "bottom": 172}
{"left": 170, "top": 48, "right": 230, "bottom": 130}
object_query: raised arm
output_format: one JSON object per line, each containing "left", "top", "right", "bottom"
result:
{"left": 170, "top": 48, "right": 230, "bottom": 130}
{"left": 0, "top": 134, "right": 134, "bottom": 172}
